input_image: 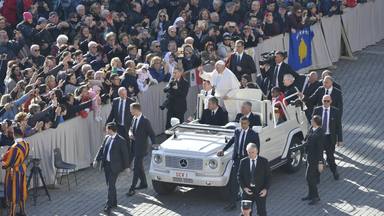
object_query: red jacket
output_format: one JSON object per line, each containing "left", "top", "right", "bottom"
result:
{"left": 1, "top": 0, "right": 18, "bottom": 26}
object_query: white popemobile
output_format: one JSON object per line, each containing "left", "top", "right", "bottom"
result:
{"left": 149, "top": 88, "right": 308, "bottom": 195}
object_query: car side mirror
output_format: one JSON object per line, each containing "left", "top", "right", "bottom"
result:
{"left": 252, "top": 126, "right": 262, "bottom": 133}
{"left": 170, "top": 117, "right": 180, "bottom": 127}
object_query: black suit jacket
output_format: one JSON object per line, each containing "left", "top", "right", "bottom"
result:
{"left": 238, "top": 156, "right": 271, "bottom": 193}
{"left": 235, "top": 113, "right": 261, "bottom": 127}
{"left": 130, "top": 115, "right": 156, "bottom": 157}
{"left": 199, "top": 106, "right": 229, "bottom": 126}
{"left": 96, "top": 134, "right": 130, "bottom": 173}
{"left": 303, "top": 81, "right": 322, "bottom": 98}
{"left": 312, "top": 106, "right": 343, "bottom": 145}
{"left": 271, "top": 62, "right": 299, "bottom": 91}
{"left": 284, "top": 84, "right": 299, "bottom": 104}
{"left": 223, "top": 128, "right": 260, "bottom": 160}
{"left": 107, "top": 97, "right": 135, "bottom": 127}
{"left": 226, "top": 53, "right": 257, "bottom": 80}
{"left": 305, "top": 87, "right": 343, "bottom": 116}
{"left": 305, "top": 127, "right": 324, "bottom": 165}
{"left": 166, "top": 78, "right": 189, "bottom": 113}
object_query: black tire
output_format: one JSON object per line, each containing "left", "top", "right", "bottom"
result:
{"left": 283, "top": 137, "right": 303, "bottom": 173}
{"left": 152, "top": 180, "right": 177, "bottom": 195}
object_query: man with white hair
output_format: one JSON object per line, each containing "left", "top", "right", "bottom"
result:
{"left": 56, "top": 34, "right": 68, "bottom": 48}
{"left": 200, "top": 60, "right": 239, "bottom": 101}
{"left": 84, "top": 41, "right": 99, "bottom": 63}
{"left": 106, "top": 87, "right": 135, "bottom": 143}
{"left": 76, "top": 4, "right": 86, "bottom": 17}
{"left": 283, "top": 73, "right": 299, "bottom": 104}
{"left": 28, "top": 44, "right": 45, "bottom": 67}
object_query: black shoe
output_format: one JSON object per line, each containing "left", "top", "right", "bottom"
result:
{"left": 103, "top": 205, "right": 112, "bottom": 214}
{"left": 333, "top": 171, "right": 340, "bottom": 180}
{"left": 126, "top": 188, "right": 136, "bottom": 196}
{"left": 301, "top": 196, "right": 311, "bottom": 201}
{"left": 308, "top": 198, "right": 320, "bottom": 205}
{"left": 223, "top": 203, "right": 236, "bottom": 211}
{"left": 135, "top": 184, "right": 148, "bottom": 190}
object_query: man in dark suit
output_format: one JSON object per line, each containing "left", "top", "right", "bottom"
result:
{"left": 238, "top": 143, "right": 271, "bottom": 216}
{"left": 163, "top": 68, "right": 189, "bottom": 129}
{"left": 283, "top": 74, "right": 299, "bottom": 104}
{"left": 127, "top": 103, "right": 156, "bottom": 196}
{"left": 234, "top": 101, "right": 261, "bottom": 127}
{"left": 321, "top": 70, "right": 341, "bottom": 90}
{"left": 303, "top": 76, "right": 343, "bottom": 117}
{"left": 93, "top": 122, "right": 130, "bottom": 214}
{"left": 302, "top": 72, "right": 322, "bottom": 121}
{"left": 106, "top": 87, "right": 135, "bottom": 141}
{"left": 312, "top": 95, "right": 343, "bottom": 180}
{"left": 218, "top": 117, "right": 260, "bottom": 211}
{"left": 226, "top": 40, "right": 257, "bottom": 81}
{"left": 271, "top": 51, "right": 299, "bottom": 91}
{"left": 199, "top": 97, "right": 228, "bottom": 126}
{"left": 302, "top": 115, "right": 324, "bottom": 205}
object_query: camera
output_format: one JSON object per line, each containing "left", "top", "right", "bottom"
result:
{"left": 259, "top": 51, "right": 276, "bottom": 66}
{"left": 259, "top": 50, "right": 287, "bottom": 66}
{"left": 160, "top": 79, "right": 177, "bottom": 110}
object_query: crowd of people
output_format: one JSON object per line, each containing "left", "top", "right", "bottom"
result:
{"left": 0, "top": 0, "right": 357, "bottom": 139}
{"left": 0, "top": 0, "right": 356, "bottom": 215}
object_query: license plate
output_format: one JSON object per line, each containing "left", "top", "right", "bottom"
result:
{"left": 171, "top": 170, "right": 194, "bottom": 179}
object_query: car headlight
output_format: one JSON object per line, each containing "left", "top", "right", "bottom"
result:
{"left": 208, "top": 159, "right": 218, "bottom": 169}
{"left": 153, "top": 154, "right": 162, "bottom": 164}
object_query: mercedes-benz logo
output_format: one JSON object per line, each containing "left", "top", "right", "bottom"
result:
{"left": 179, "top": 159, "right": 188, "bottom": 168}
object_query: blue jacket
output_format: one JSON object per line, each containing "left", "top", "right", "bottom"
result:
{"left": 0, "top": 93, "right": 31, "bottom": 121}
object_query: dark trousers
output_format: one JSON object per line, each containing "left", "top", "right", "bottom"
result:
{"left": 306, "top": 162, "right": 320, "bottom": 199}
{"left": 130, "top": 155, "right": 147, "bottom": 189}
{"left": 166, "top": 109, "right": 185, "bottom": 129}
{"left": 324, "top": 135, "right": 337, "bottom": 173}
{"left": 104, "top": 162, "right": 119, "bottom": 207}
{"left": 228, "top": 158, "right": 241, "bottom": 205}
{"left": 241, "top": 189, "right": 267, "bottom": 216}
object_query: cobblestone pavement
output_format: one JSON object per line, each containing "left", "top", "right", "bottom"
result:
{"left": 25, "top": 42, "right": 384, "bottom": 216}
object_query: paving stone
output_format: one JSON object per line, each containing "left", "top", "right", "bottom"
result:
{"left": 24, "top": 42, "right": 384, "bottom": 216}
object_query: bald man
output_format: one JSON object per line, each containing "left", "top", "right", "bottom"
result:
{"left": 303, "top": 71, "right": 321, "bottom": 120}
{"left": 303, "top": 76, "right": 343, "bottom": 117}
{"left": 321, "top": 70, "right": 341, "bottom": 90}
{"left": 312, "top": 95, "right": 343, "bottom": 180}
{"left": 106, "top": 87, "right": 135, "bottom": 141}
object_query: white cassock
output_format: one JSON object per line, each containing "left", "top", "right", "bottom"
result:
{"left": 210, "top": 68, "right": 240, "bottom": 98}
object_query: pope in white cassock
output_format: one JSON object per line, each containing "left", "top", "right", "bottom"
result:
{"left": 200, "top": 60, "right": 240, "bottom": 102}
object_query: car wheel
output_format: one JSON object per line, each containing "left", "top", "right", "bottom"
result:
{"left": 152, "top": 180, "right": 177, "bottom": 195}
{"left": 283, "top": 137, "right": 303, "bottom": 173}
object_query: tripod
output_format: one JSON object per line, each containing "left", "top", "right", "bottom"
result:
{"left": 26, "top": 158, "right": 51, "bottom": 206}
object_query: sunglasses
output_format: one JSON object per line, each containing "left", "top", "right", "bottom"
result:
{"left": 160, "top": 15, "right": 166, "bottom": 18}
{"left": 323, "top": 100, "right": 331, "bottom": 103}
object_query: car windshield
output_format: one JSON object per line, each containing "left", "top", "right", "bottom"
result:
{"left": 168, "top": 123, "right": 234, "bottom": 135}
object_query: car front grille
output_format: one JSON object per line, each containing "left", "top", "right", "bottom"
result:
{"left": 165, "top": 156, "right": 203, "bottom": 170}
